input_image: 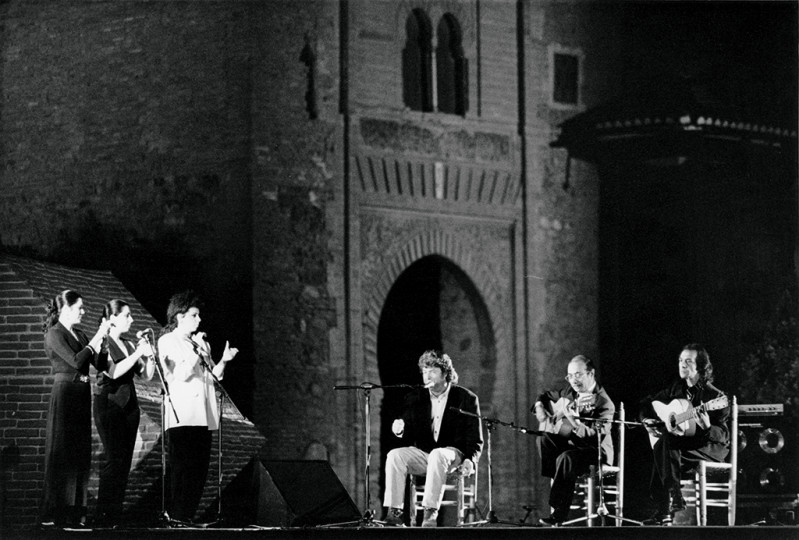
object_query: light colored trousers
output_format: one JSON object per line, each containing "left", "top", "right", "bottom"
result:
{"left": 383, "top": 446, "right": 463, "bottom": 510}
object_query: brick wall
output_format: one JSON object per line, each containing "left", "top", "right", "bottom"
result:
{"left": 249, "top": 0, "right": 343, "bottom": 469}
{"left": 0, "top": 0, "right": 255, "bottom": 413}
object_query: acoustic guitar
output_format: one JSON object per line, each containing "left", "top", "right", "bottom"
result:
{"left": 645, "top": 395, "right": 729, "bottom": 447}
{"left": 539, "top": 397, "right": 580, "bottom": 437}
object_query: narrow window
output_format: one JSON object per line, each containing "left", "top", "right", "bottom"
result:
{"left": 402, "top": 9, "right": 433, "bottom": 112}
{"left": 436, "top": 14, "right": 468, "bottom": 115}
{"left": 553, "top": 52, "right": 580, "bottom": 106}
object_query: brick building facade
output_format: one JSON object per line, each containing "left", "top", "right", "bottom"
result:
{"left": 2, "top": 0, "right": 794, "bottom": 531}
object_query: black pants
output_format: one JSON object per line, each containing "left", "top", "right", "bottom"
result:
{"left": 649, "top": 433, "right": 717, "bottom": 510}
{"left": 539, "top": 433, "right": 596, "bottom": 520}
{"left": 167, "top": 426, "right": 212, "bottom": 522}
{"left": 93, "top": 389, "right": 140, "bottom": 522}
{"left": 41, "top": 379, "right": 91, "bottom": 526}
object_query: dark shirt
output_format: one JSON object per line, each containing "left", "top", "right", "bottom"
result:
{"left": 396, "top": 385, "right": 483, "bottom": 463}
{"left": 640, "top": 378, "right": 730, "bottom": 461}
{"left": 45, "top": 322, "right": 96, "bottom": 375}
{"left": 535, "top": 383, "right": 616, "bottom": 465}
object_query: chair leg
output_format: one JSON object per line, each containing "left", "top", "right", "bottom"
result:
{"left": 698, "top": 463, "right": 707, "bottom": 526}
{"left": 456, "top": 476, "right": 464, "bottom": 526}
{"left": 586, "top": 466, "right": 596, "bottom": 527}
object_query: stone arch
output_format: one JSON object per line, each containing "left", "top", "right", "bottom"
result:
{"left": 362, "top": 228, "right": 508, "bottom": 397}
{"left": 361, "top": 228, "right": 510, "bottom": 507}
{"left": 394, "top": 1, "right": 476, "bottom": 57}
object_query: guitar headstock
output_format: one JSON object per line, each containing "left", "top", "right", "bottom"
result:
{"left": 706, "top": 394, "right": 729, "bottom": 411}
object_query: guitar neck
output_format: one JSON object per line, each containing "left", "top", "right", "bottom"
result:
{"left": 672, "top": 403, "right": 703, "bottom": 425}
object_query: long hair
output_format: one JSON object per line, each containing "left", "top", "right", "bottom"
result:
{"left": 161, "top": 290, "right": 202, "bottom": 335}
{"left": 682, "top": 343, "right": 713, "bottom": 383}
{"left": 418, "top": 350, "right": 459, "bottom": 384}
{"left": 43, "top": 289, "right": 82, "bottom": 333}
{"left": 100, "top": 299, "right": 129, "bottom": 325}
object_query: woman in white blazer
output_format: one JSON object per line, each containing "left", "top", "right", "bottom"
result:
{"left": 157, "top": 291, "right": 237, "bottom": 523}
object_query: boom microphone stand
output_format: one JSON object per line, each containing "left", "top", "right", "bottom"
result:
{"left": 450, "top": 407, "right": 542, "bottom": 526}
{"left": 139, "top": 329, "right": 180, "bottom": 527}
{"left": 561, "top": 410, "right": 643, "bottom": 527}
{"left": 328, "top": 382, "right": 418, "bottom": 527}
{"left": 195, "top": 350, "right": 235, "bottom": 528}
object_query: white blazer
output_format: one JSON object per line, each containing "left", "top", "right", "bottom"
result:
{"left": 158, "top": 331, "right": 223, "bottom": 431}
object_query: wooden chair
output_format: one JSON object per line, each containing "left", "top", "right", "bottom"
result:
{"left": 680, "top": 395, "right": 738, "bottom": 525}
{"left": 409, "top": 463, "right": 478, "bottom": 526}
{"left": 564, "top": 402, "right": 628, "bottom": 527}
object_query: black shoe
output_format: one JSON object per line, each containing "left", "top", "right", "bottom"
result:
{"left": 383, "top": 508, "right": 405, "bottom": 527}
{"left": 642, "top": 510, "right": 672, "bottom": 526}
{"left": 669, "top": 491, "right": 686, "bottom": 513}
{"left": 539, "top": 516, "right": 562, "bottom": 527}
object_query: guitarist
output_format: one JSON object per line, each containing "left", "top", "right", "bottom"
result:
{"left": 532, "top": 355, "right": 615, "bottom": 527}
{"left": 639, "top": 343, "right": 730, "bottom": 526}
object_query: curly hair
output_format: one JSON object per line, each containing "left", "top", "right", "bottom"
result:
{"left": 161, "top": 290, "right": 203, "bottom": 335}
{"left": 418, "top": 350, "right": 459, "bottom": 384}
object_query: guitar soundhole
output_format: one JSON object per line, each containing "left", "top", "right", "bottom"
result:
{"left": 667, "top": 413, "right": 677, "bottom": 431}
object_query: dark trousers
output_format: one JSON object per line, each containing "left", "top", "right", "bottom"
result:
{"left": 41, "top": 379, "right": 91, "bottom": 526}
{"left": 93, "top": 390, "right": 140, "bottom": 522}
{"left": 167, "top": 426, "right": 212, "bottom": 522}
{"left": 649, "top": 434, "right": 717, "bottom": 509}
{"left": 539, "top": 433, "right": 596, "bottom": 520}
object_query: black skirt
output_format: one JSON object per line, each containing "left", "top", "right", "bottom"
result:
{"left": 41, "top": 375, "right": 92, "bottom": 524}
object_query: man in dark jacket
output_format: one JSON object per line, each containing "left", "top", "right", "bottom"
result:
{"left": 382, "top": 350, "right": 483, "bottom": 527}
{"left": 640, "top": 343, "right": 730, "bottom": 525}
{"left": 533, "top": 354, "right": 615, "bottom": 526}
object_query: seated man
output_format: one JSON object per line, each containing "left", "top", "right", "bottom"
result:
{"left": 533, "top": 354, "right": 615, "bottom": 527}
{"left": 382, "top": 350, "right": 482, "bottom": 527}
{"left": 639, "top": 343, "right": 730, "bottom": 525}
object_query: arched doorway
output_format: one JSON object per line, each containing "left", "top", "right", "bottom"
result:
{"left": 375, "top": 254, "right": 496, "bottom": 504}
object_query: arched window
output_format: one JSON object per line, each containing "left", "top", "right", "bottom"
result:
{"left": 402, "top": 9, "right": 433, "bottom": 112}
{"left": 436, "top": 14, "right": 468, "bottom": 115}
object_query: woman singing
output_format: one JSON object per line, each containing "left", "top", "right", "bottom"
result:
{"left": 157, "top": 291, "right": 238, "bottom": 523}
{"left": 41, "top": 290, "right": 111, "bottom": 528}
{"left": 93, "top": 299, "right": 155, "bottom": 527}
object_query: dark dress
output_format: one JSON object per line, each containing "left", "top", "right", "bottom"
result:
{"left": 93, "top": 337, "right": 145, "bottom": 524}
{"left": 41, "top": 322, "right": 100, "bottom": 526}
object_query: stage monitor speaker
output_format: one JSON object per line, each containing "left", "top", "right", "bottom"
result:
{"left": 204, "top": 458, "right": 361, "bottom": 527}
{"left": 737, "top": 404, "right": 798, "bottom": 496}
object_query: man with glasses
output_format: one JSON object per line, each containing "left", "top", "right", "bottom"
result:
{"left": 639, "top": 343, "right": 729, "bottom": 526}
{"left": 532, "top": 355, "right": 615, "bottom": 526}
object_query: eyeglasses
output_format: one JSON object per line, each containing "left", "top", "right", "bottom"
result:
{"left": 564, "top": 372, "right": 588, "bottom": 381}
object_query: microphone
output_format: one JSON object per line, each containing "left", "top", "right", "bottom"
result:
{"left": 136, "top": 328, "right": 153, "bottom": 340}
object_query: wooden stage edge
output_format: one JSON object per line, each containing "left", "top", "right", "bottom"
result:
{"left": 4, "top": 524, "right": 798, "bottom": 540}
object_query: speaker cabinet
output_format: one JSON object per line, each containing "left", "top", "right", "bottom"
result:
{"left": 737, "top": 405, "right": 798, "bottom": 496}
{"left": 204, "top": 458, "right": 361, "bottom": 527}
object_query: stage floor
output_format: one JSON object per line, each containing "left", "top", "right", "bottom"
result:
{"left": 5, "top": 524, "right": 799, "bottom": 540}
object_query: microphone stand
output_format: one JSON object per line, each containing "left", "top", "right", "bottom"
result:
{"left": 450, "top": 407, "right": 542, "bottom": 527}
{"left": 561, "top": 410, "right": 643, "bottom": 527}
{"left": 196, "top": 353, "right": 234, "bottom": 528}
{"left": 325, "top": 382, "right": 419, "bottom": 528}
{"left": 139, "top": 330, "right": 181, "bottom": 527}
